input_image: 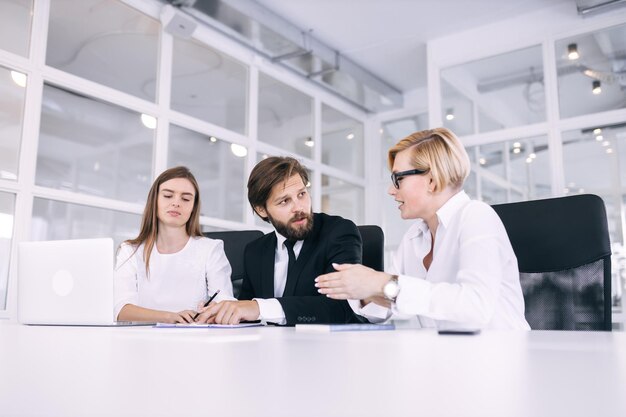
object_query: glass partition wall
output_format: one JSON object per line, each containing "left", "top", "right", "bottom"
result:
{"left": 423, "top": 20, "right": 626, "bottom": 328}
{"left": 0, "top": 0, "right": 367, "bottom": 315}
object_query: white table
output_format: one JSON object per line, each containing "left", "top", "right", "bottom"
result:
{"left": 1, "top": 323, "right": 624, "bottom": 417}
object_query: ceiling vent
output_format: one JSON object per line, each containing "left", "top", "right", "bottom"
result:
{"left": 164, "top": 0, "right": 403, "bottom": 113}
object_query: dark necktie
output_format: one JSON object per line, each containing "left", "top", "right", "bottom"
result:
{"left": 285, "top": 239, "right": 297, "bottom": 275}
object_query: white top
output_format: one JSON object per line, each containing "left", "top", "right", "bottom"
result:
{"left": 254, "top": 231, "right": 303, "bottom": 324}
{"left": 114, "top": 236, "right": 234, "bottom": 318}
{"left": 355, "top": 191, "right": 530, "bottom": 330}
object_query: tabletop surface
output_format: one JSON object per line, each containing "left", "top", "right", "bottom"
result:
{"left": 1, "top": 322, "right": 625, "bottom": 417}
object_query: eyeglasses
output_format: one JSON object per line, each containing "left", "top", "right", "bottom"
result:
{"left": 391, "top": 169, "right": 428, "bottom": 189}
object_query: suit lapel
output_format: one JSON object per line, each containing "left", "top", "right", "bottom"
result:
{"left": 282, "top": 214, "right": 321, "bottom": 297}
{"left": 260, "top": 233, "right": 276, "bottom": 298}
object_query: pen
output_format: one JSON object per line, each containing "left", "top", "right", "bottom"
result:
{"left": 192, "top": 289, "right": 220, "bottom": 321}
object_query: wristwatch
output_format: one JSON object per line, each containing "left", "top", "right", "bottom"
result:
{"left": 383, "top": 275, "right": 400, "bottom": 302}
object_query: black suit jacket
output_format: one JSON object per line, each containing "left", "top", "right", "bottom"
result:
{"left": 239, "top": 213, "right": 363, "bottom": 325}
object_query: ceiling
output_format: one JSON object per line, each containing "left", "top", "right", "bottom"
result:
{"left": 256, "top": 0, "right": 579, "bottom": 93}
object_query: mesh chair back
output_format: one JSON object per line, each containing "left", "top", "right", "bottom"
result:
{"left": 358, "top": 225, "right": 384, "bottom": 272}
{"left": 492, "top": 194, "right": 611, "bottom": 330}
{"left": 204, "top": 230, "right": 264, "bottom": 298}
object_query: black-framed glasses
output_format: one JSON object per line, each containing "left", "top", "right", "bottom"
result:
{"left": 391, "top": 169, "right": 428, "bottom": 189}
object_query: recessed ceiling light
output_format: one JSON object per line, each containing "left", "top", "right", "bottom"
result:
{"left": 596, "top": 135, "right": 603, "bottom": 141}
{"left": 304, "top": 137, "right": 314, "bottom": 147}
{"left": 567, "top": 43, "right": 579, "bottom": 60}
{"left": 346, "top": 133, "right": 355, "bottom": 140}
{"left": 593, "top": 128, "right": 602, "bottom": 135}
{"left": 445, "top": 108, "right": 455, "bottom": 121}
{"left": 10, "top": 70, "right": 26, "bottom": 88}
{"left": 592, "top": 80, "right": 601, "bottom": 95}
{"left": 140, "top": 114, "right": 157, "bottom": 129}
{"left": 230, "top": 143, "right": 247, "bottom": 157}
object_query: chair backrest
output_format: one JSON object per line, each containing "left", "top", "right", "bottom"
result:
{"left": 358, "top": 225, "right": 384, "bottom": 272}
{"left": 204, "top": 230, "right": 264, "bottom": 298}
{"left": 492, "top": 194, "right": 611, "bottom": 330}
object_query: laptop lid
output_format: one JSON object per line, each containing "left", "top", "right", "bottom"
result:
{"left": 18, "top": 238, "right": 117, "bottom": 325}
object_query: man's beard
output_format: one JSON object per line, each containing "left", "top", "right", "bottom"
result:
{"left": 269, "top": 210, "right": 314, "bottom": 241}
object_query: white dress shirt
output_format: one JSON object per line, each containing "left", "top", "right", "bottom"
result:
{"left": 254, "top": 231, "right": 303, "bottom": 324}
{"left": 114, "top": 236, "right": 234, "bottom": 319}
{"left": 354, "top": 191, "right": 530, "bottom": 330}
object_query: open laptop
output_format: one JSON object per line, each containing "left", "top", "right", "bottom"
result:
{"left": 18, "top": 238, "right": 153, "bottom": 326}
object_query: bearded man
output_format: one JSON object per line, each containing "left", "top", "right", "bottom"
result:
{"left": 196, "top": 156, "right": 363, "bottom": 325}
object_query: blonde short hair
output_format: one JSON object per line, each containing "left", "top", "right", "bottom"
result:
{"left": 388, "top": 127, "right": 470, "bottom": 192}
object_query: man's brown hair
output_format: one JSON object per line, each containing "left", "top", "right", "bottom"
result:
{"left": 247, "top": 156, "right": 309, "bottom": 222}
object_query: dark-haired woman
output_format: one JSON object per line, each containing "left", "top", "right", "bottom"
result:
{"left": 115, "top": 166, "right": 233, "bottom": 323}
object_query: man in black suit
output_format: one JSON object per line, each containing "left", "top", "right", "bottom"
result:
{"left": 196, "top": 156, "right": 363, "bottom": 325}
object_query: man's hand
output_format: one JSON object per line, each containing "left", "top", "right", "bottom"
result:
{"left": 195, "top": 300, "right": 260, "bottom": 325}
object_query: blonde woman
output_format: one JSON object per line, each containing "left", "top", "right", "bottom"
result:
{"left": 115, "top": 166, "right": 233, "bottom": 323}
{"left": 316, "top": 128, "right": 530, "bottom": 330}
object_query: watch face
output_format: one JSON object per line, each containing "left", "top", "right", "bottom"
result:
{"left": 384, "top": 280, "right": 400, "bottom": 300}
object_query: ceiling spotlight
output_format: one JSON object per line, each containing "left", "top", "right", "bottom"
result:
{"left": 602, "top": 141, "right": 610, "bottom": 147}
{"left": 230, "top": 143, "right": 247, "bottom": 158}
{"left": 445, "top": 108, "right": 455, "bottom": 121}
{"left": 346, "top": 133, "right": 355, "bottom": 140}
{"left": 479, "top": 158, "right": 486, "bottom": 165}
{"left": 592, "top": 80, "right": 601, "bottom": 95}
{"left": 593, "top": 128, "right": 602, "bottom": 135}
{"left": 513, "top": 148, "right": 521, "bottom": 154}
{"left": 567, "top": 43, "right": 579, "bottom": 60}
{"left": 529, "top": 153, "right": 536, "bottom": 159}
{"left": 526, "top": 157, "right": 533, "bottom": 163}
{"left": 606, "top": 148, "right": 613, "bottom": 154}
{"left": 209, "top": 136, "right": 217, "bottom": 143}
{"left": 595, "top": 135, "right": 603, "bottom": 141}
{"left": 304, "top": 137, "right": 314, "bottom": 147}
{"left": 513, "top": 142, "right": 521, "bottom": 148}
{"left": 140, "top": 114, "right": 157, "bottom": 129}
{"left": 10, "top": 70, "right": 26, "bottom": 87}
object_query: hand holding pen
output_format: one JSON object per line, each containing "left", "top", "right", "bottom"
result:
{"left": 193, "top": 289, "right": 220, "bottom": 321}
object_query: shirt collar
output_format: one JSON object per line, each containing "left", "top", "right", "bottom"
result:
{"left": 274, "top": 230, "right": 302, "bottom": 249}
{"left": 406, "top": 190, "right": 470, "bottom": 239}
{"left": 436, "top": 190, "right": 470, "bottom": 229}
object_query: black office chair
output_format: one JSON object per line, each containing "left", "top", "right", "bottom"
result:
{"left": 204, "top": 230, "right": 264, "bottom": 298}
{"left": 492, "top": 194, "right": 611, "bottom": 331}
{"left": 358, "top": 225, "right": 384, "bottom": 272}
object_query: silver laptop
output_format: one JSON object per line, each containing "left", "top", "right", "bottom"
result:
{"left": 18, "top": 238, "right": 152, "bottom": 326}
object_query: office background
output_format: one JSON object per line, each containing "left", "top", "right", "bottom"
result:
{"left": 0, "top": 0, "right": 625, "bottom": 328}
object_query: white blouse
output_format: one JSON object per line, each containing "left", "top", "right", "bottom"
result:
{"left": 114, "top": 236, "right": 234, "bottom": 319}
{"left": 357, "top": 191, "right": 530, "bottom": 330}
